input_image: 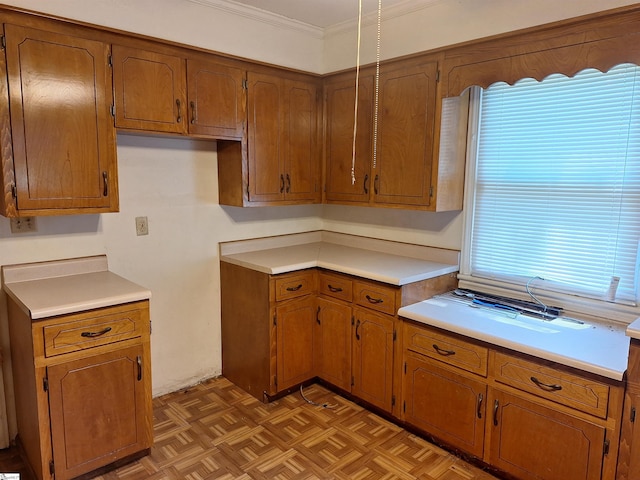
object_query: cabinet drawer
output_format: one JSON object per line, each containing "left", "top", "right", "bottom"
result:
{"left": 274, "top": 271, "right": 315, "bottom": 301}
{"left": 491, "top": 351, "right": 610, "bottom": 418}
{"left": 44, "top": 307, "right": 145, "bottom": 357}
{"left": 318, "top": 271, "right": 352, "bottom": 302}
{"left": 354, "top": 281, "right": 396, "bottom": 315}
{"left": 404, "top": 322, "right": 488, "bottom": 376}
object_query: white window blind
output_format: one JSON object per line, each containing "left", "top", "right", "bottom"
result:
{"left": 469, "top": 64, "right": 640, "bottom": 304}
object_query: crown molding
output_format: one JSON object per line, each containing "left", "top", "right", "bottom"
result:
{"left": 326, "top": 0, "right": 446, "bottom": 36}
{"left": 184, "top": 0, "right": 324, "bottom": 39}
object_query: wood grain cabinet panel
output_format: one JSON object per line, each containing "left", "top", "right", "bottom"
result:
{"left": 4, "top": 23, "right": 118, "bottom": 216}
{"left": 112, "top": 45, "right": 186, "bottom": 134}
{"left": 315, "top": 296, "right": 352, "bottom": 392}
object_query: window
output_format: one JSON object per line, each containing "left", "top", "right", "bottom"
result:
{"left": 462, "top": 64, "right": 640, "bottom": 308}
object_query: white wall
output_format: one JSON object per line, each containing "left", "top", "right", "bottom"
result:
{"left": 0, "top": 0, "right": 636, "bottom": 442}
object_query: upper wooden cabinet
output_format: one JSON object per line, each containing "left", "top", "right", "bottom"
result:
{"left": 112, "top": 45, "right": 245, "bottom": 139}
{"left": 1, "top": 23, "right": 118, "bottom": 217}
{"left": 218, "top": 70, "right": 321, "bottom": 206}
{"left": 323, "top": 56, "right": 468, "bottom": 211}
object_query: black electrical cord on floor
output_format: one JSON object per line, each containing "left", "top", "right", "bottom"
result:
{"left": 300, "top": 384, "right": 337, "bottom": 409}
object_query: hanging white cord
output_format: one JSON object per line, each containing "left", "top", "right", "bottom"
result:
{"left": 351, "top": 0, "right": 363, "bottom": 185}
{"left": 372, "top": 0, "right": 382, "bottom": 170}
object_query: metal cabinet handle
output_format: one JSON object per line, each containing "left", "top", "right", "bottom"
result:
{"left": 286, "top": 173, "right": 291, "bottom": 193}
{"left": 530, "top": 376, "right": 563, "bottom": 391}
{"left": 355, "top": 319, "right": 361, "bottom": 340}
{"left": 432, "top": 344, "right": 456, "bottom": 356}
{"left": 365, "top": 294, "right": 383, "bottom": 304}
{"left": 137, "top": 355, "right": 142, "bottom": 381}
{"left": 102, "top": 171, "right": 108, "bottom": 197}
{"left": 316, "top": 306, "right": 321, "bottom": 325}
{"left": 477, "top": 393, "right": 484, "bottom": 419}
{"left": 190, "top": 100, "right": 196, "bottom": 124}
{"left": 374, "top": 174, "right": 379, "bottom": 194}
{"left": 80, "top": 326, "right": 112, "bottom": 338}
{"left": 363, "top": 173, "right": 369, "bottom": 194}
{"left": 286, "top": 284, "right": 303, "bottom": 292}
{"left": 493, "top": 399, "right": 499, "bottom": 426}
{"left": 176, "top": 98, "right": 182, "bottom": 123}
{"left": 280, "top": 174, "right": 285, "bottom": 193}
{"left": 328, "top": 285, "right": 343, "bottom": 293}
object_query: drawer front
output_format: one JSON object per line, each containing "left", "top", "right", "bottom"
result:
{"left": 354, "top": 281, "right": 396, "bottom": 315}
{"left": 44, "top": 307, "right": 145, "bottom": 357}
{"left": 318, "top": 271, "right": 352, "bottom": 302}
{"left": 404, "top": 322, "right": 488, "bottom": 376}
{"left": 491, "top": 351, "right": 610, "bottom": 418}
{"left": 274, "top": 271, "right": 315, "bottom": 301}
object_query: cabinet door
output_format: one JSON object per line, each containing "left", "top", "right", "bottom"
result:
{"left": 352, "top": 307, "right": 394, "bottom": 412}
{"left": 112, "top": 45, "right": 186, "bottom": 133}
{"left": 374, "top": 60, "right": 438, "bottom": 207}
{"left": 403, "top": 352, "right": 486, "bottom": 457}
{"left": 47, "top": 344, "right": 151, "bottom": 480}
{"left": 316, "top": 296, "right": 352, "bottom": 392}
{"left": 276, "top": 295, "right": 315, "bottom": 391}
{"left": 186, "top": 58, "right": 245, "bottom": 139}
{"left": 247, "top": 71, "right": 285, "bottom": 203}
{"left": 324, "top": 74, "right": 373, "bottom": 204}
{"left": 284, "top": 79, "right": 320, "bottom": 202}
{"left": 488, "top": 388, "right": 605, "bottom": 480}
{"left": 5, "top": 24, "right": 118, "bottom": 213}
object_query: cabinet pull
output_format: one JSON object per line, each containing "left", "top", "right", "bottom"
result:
{"left": 477, "top": 393, "right": 483, "bottom": 419}
{"left": 493, "top": 399, "right": 499, "bottom": 426}
{"left": 328, "top": 284, "right": 343, "bottom": 293}
{"left": 286, "top": 173, "right": 291, "bottom": 193}
{"left": 365, "top": 294, "right": 383, "bottom": 304}
{"left": 280, "top": 174, "right": 285, "bottom": 193}
{"left": 316, "top": 306, "right": 321, "bottom": 325}
{"left": 102, "top": 171, "right": 108, "bottom": 197}
{"left": 363, "top": 174, "right": 369, "bottom": 194}
{"left": 530, "top": 376, "right": 562, "bottom": 391}
{"left": 80, "top": 326, "right": 112, "bottom": 338}
{"left": 286, "top": 284, "right": 303, "bottom": 291}
{"left": 176, "top": 98, "right": 182, "bottom": 123}
{"left": 374, "top": 174, "right": 379, "bottom": 194}
{"left": 137, "top": 355, "right": 142, "bottom": 381}
{"left": 432, "top": 344, "right": 456, "bottom": 356}
{"left": 190, "top": 100, "right": 196, "bottom": 124}
{"left": 355, "top": 319, "right": 361, "bottom": 340}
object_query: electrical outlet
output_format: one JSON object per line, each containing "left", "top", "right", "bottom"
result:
{"left": 10, "top": 216, "right": 37, "bottom": 233}
{"left": 135, "top": 216, "right": 148, "bottom": 236}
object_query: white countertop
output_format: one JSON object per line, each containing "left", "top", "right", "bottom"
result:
{"left": 626, "top": 317, "right": 640, "bottom": 340}
{"left": 2, "top": 256, "right": 151, "bottom": 320}
{"left": 220, "top": 239, "right": 459, "bottom": 285}
{"left": 399, "top": 295, "right": 629, "bottom": 381}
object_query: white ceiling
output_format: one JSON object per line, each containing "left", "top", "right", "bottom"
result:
{"left": 226, "top": 0, "right": 417, "bottom": 28}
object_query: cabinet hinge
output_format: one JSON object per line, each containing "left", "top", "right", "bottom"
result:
{"left": 274, "top": 375, "right": 277, "bottom": 388}
{"left": 110, "top": 104, "right": 116, "bottom": 117}
{"left": 404, "top": 361, "right": 407, "bottom": 374}
{"left": 107, "top": 54, "right": 113, "bottom": 67}
{"left": 43, "top": 376, "right": 48, "bottom": 392}
{"left": 393, "top": 329, "right": 397, "bottom": 341}
{"left": 603, "top": 438, "right": 610, "bottom": 456}
{"left": 403, "top": 401, "right": 406, "bottom": 413}
{"left": 0, "top": 35, "right": 5, "bottom": 50}
{"left": 429, "top": 185, "right": 434, "bottom": 198}
{"left": 10, "top": 183, "right": 16, "bottom": 199}
{"left": 391, "top": 395, "right": 396, "bottom": 407}
{"left": 632, "top": 406, "right": 637, "bottom": 423}
{"left": 273, "top": 314, "right": 277, "bottom": 326}
{"left": 436, "top": 70, "right": 441, "bottom": 82}
{"left": 49, "top": 459, "right": 55, "bottom": 475}
{"left": 351, "top": 316, "right": 355, "bottom": 326}
{"left": 242, "top": 78, "right": 248, "bottom": 89}
{"left": 246, "top": 182, "right": 250, "bottom": 199}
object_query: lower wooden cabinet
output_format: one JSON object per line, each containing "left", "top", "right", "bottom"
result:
{"left": 315, "top": 296, "right": 352, "bottom": 392}
{"left": 487, "top": 388, "right": 605, "bottom": 480}
{"left": 403, "top": 351, "right": 486, "bottom": 458}
{"left": 7, "top": 300, "right": 152, "bottom": 480}
{"left": 617, "top": 339, "right": 640, "bottom": 480}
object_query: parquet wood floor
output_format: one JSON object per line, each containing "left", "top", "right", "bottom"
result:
{"left": 0, "top": 377, "right": 500, "bottom": 479}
